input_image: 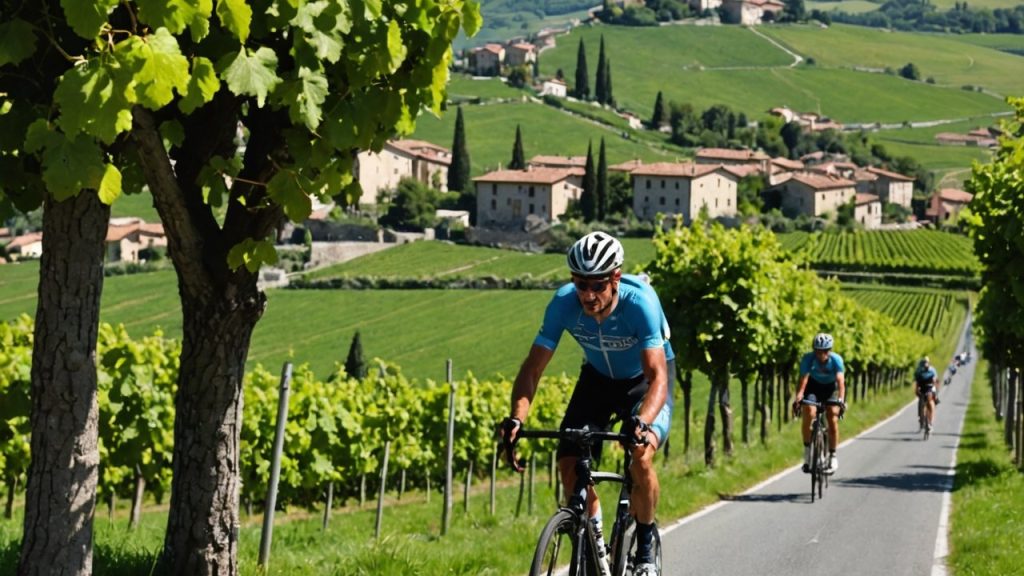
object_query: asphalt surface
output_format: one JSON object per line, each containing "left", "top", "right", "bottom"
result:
{"left": 660, "top": 321, "right": 974, "bottom": 576}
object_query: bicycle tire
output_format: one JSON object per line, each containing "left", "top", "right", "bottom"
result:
{"left": 532, "top": 509, "right": 584, "bottom": 576}
{"left": 811, "top": 420, "right": 825, "bottom": 502}
{"left": 610, "top": 517, "right": 662, "bottom": 576}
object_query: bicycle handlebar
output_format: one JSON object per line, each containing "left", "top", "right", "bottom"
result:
{"left": 515, "top": 427, "right": 633, "bottom": 445}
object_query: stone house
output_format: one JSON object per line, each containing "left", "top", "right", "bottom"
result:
{"left": 695, "top": 147, "right": 771, "bottom": 174}
{"left": 720, "top": 0, "right": 785, "bottom": 24}
{"left": 529, "top": 155, "right": 587, "bottom": 170}
{"left": 772, "top": 172, "right": 857, "bottom": 218}
{"left": 469, "top": 44, "right": 504, "bottom": 76}
{"left": 505, "top": 43, "right": 536, "bottom": 68}
{"left": 540, "top": 78, "right": 567, "bottom": 98}
{"left": 3, "top": 232, "right": 43, "bottom": 260}
{"left": 866, "top": 166, "right": 914, "bottom": 208}
{"left": 356, "top": 139, "right": 452, "bottom": 205}
{"left": 629, "top": 162, "right": 739, "bottom": 223}
{"left": 854, "top": 193, "right": 882, "bottom": 229}
{"left": 474, "top": 166, "right": 583, "bottom": 227}
{"left": 926, "top": 188, "right": 973, "bottom": 223}
{"left": 106, "top": 218, "right": 168, "bottom": 263}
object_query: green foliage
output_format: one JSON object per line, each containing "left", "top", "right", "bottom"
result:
{"left": 580, "top": 141, "right": 596, "bottom": 222}
{"left": 0, "top": 315, "right": 31, "bottom": 491}
{"left": 345, "top": 330, "right": 368, "bottom": 380}
{"left": 448, "top": 107, "right": 472, "bottom": 194}
{"left": 510, "top": 125, "right": 526, "bottom": 170}
{"left": 574, "top": 37, "right": 589, "bottom": 100}
{"left": 379, "top": 178, "right": 440, "bottom": 232}
{"left": 778, "top": 230, "right": 981, "bottom": 277}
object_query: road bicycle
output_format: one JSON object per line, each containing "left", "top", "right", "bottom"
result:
{"left": 917, "top": 387, "right": 938, "bottom": 440}
{"left": 511, "top": 426, "right": 662, "bottom": 576}
{"left": 798, "top": 399, "right": 842, "bottom": 503}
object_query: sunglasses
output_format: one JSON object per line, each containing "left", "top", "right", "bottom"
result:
{"left": 572, "top": 277, "right": 611, "bottom": 293}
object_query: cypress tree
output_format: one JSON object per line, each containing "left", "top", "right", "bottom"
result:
{"left": 345, "top": 330, "right": 368, "bottom": 379}
{"left": 581, "top": 141, "right": 597, "bottom": 222}
{"left": 652, "top": 91, "right": 668, "bottom": 128}
{"left": 574, "top": 38, "right": 589, "bottom": 100}
{"left": 510, "top": 125, "right": 526, "bottom": 170}
{"left": 604, "top": 57, "right": 614, "bottom": 108}
{"left": 597, "top": 138, "right": 608, "bottom": 221}
{"left": 448, "top": 106, "right": 471, "bottom": 193}
{"left": 595, "top": 35, "right": 607, "bottom": 105}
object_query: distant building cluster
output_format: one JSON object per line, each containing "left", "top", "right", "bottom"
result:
{"left": 1, "top": 217, "right": 166, "bottom": 265}
{"left": 934, "top": 127, "right": 998, "bottom": 148}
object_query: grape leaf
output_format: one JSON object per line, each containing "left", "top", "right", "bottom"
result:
{"left": 25, "top": 122, "right": 104, "bottom": 201}
{"left": 179, "top": 57, "right": 221, "bottom": 114}
{"left": 124, "top": 29, "right": 190, "bottom": 109}
{"left": 97, "top": 163, "right": 122, "bottom": 205}
{"left": 221, "top": 47, "right": 281, "bottom": 108}
{"left": 54, "top": 60, "right": 134, "bottom": 144}
{"left": 216, "top": 0, "right": 253, "bottom": 43}
{"left": 135, "top": 0, "right": 213, "bottom": 38}
{"left": 0, "top": 18, "right": 38, "bottom": 67}
{"left": 266, "top": 170, "right": 313, "bottom": 222}
{"left": 227, "top": 238, "right": 279, "bottom": 272}
{"left": 278, "top": 66, "right": 328, "bottom": 131}
{"left": 60, "top": 0, "right": 119, "bottom": 40}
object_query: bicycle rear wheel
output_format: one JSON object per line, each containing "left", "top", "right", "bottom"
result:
{"left": 532, "top": 509, "right": 584, "bottom": 576}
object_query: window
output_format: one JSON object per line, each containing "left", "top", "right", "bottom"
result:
{"left": 675, "top": 181, "right": 679, "bottom": 189}
{"left": 659, "top": 196, "right": 666, "bottom": 206}
{"left": 529, "top": 204, "right": 535, "bottom": 214}
{"left": 715, "top": 198, "right": 719, "bottom": 208}
{"left": 727, "top": 199, "right": 731, "bottom": 207}
{"left": 646, "top": 179, "right": 651, "bottom": 189}
{"left": 492, "top": 184, "right": 497, "bottom": 195}
{"left": 675, "top": 198, "right": 680, "bottom": 206}
{"left": 529, "top": 186, "right": 535, "bottom": 197}
{"left": 661, "top": 180, "right": 665, "bottom": 189}
{"left": 491, "top": 199, "right": 497, "bottom": 209}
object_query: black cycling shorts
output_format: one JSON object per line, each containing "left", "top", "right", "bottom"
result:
{"left": 557, "top": 359, "right": 676, "bottom": 461}
{"left": 804, "top": 378, "right": 841, "bottom": 404}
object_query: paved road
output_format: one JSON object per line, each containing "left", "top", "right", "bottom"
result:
{"left": 660, "top": 321, "right": 974, "bottom": 576}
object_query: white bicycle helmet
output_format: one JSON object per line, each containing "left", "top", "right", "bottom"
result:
{"left": 567, "top": 232, "right": 624, "bottom": 277}
{"left": 812, "top": 332, "right": 833, "bottom": 351}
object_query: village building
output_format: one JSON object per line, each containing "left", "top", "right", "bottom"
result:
{"left": 505, "top": 43, "right": 537, "bottom": 68}
{"left": 771, "top": 172, "right": 857, "bottom": 218}
{"left": 528, "top": 155, "right": 587, "bottom": 170}
{"left": 854, "top": 193, "right": 882, "bottom": 229}
{"left": 865, "top": 166, "right": 914, "bottom": 208}
{"left": 695, "top": 147, "right": 771, "bottom": 174}
{"left": 3, "top": 231, "right": 43, "bottom": 261}
{"left": 720, "top": 0, "right": 785, "bottom": 25}
{"left": 540, "top": 78, "right": 567, "bottom": 98}
{"left": 106, "top": 218, "right": 168, "bottom": 263}
{"left": 926, "top": 188, "right": 973, "bottom": 223}
{"left": 355, "top": 139, "right": 452, "bottom": 205}
{"left": 474, "top": 166, "right": 583, "bottom": 227}
{"left": 469, "top": 43, "right": 505, "bottom": 76}
{"left": 629, "top": 162, "right": 739, "bottom": 223}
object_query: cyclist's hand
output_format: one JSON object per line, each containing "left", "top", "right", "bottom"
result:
{"left": 625, "top": 416, "right": 650, "bottom": 447}
{"left": 499, "top": 417, "right": 524, "bottom": 473}
{"left": 791, "top": 400, "right": 802, "bottom": 419}
{"left": 935, "top": 397, "right": 941, "bottom": 406}
{"left": 838, "top": 399, "right": 847, "bottom": 419}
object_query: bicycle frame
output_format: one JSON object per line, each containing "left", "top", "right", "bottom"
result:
{"left": 516, "top": 427, "right": 640, "bottom": 576}
{"left": 800, "top": 399, "right": 837, "bottom": 502}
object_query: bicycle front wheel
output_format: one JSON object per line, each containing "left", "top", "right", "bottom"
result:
{"left": 532, "top": 509, "right": 584, "bottom": 576}
{"left": 610, "top": 517, "right": 663, "bottom": 576}
{"left": 811, "top": 421, "right": 825, "bottom": 502}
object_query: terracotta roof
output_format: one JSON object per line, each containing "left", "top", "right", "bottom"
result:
{"left": 789, "top": 172, "right": 856, "bottom": 190}
{"left": 723, "top": 164, "right": 762, "bottom": 178}
{"left": 6, "top": 232, "right": 43, "bottom": 249}
{"left": 529, "top": 155, "right": 587, "bottom": 168}
{"left": 609, "top": 159, "right": 644, "bottom": 173}
{"left": 106, "top": 222, "right": 165, "bottom": 242}
{"left": 855, "top": 193, "right": 880, "bottom": 205}
{"left": 695, "top": 148, "right": 770, "bottom": 161}
{"left": 771, "top": 157, "right": 803, "bottom": 170}
{"left": 628, "top": 162, "right": 730, "bottom": 178}
{"left": 473, "top": 167, "right": 576, "bottom": 185}
{"left": 937, "top": 188, "right": 973, "bottom": 203}
{"left": 388, "top": 139, "right": 452, "bottom": 165}
{"left": 867, "top": 166, "right": 914, "bottom": 181}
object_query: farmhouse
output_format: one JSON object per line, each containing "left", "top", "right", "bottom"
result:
{"left": 540, "top": 78, "right": 567, "bottom": 98}
{"left": 926, "top": 188, "right": 973, "bottom": 223}
{"left": 629, "top": 162, "right": 739, "bottom": 223}
{"left": 3, "top": 232, "right": 43, "bottom": 261}
{"left": 720, "top": 0, "right": 785, "bottom": 25}
{"left": 106, "top": 218, "right": 168, "bottom": 263}
{"left": 505, "top": 43, "right": 537, "bottom": 68}
{"left": 474, "top": 166, "right": 583, "bottom": 227}
{"left": 695, "top": 147, "right": 771, "bottom": 174}
{"left": 529, "top": 155, "right": 587, "bottom": 170}
{"left": 865, "top": 166, "right": 914, "bottom": 208}
{"left": 854, "top": 193, "right": 883, "bottom": 229}
{"left": 356, "top": 139, "right": 452, "bottom": 205}
{"left": 771, "top": 172, "right": 857, "bottom": 218}
{"left": 469, "top": 44, "right": 504, "bottom": 76}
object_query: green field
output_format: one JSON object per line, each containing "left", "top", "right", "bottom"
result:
{"left": 807, "top": 0, "right": 880, "bottom": 13}
{"left": 532, "top": 24, "right": 1012, "bottom": 124}
{"left": 759, "top": 24, "right": 1024, "bottom": 98}
{"left": 952, "top": 32, "right": 1024, "bottom": 54}
{"left": 447, "top": 75, "right": 524, "bottom": 101}
{"left": 841, "top": 284, "right": 968, "bottom": 337}
{"left": 778, "top": 230, "right": 980, "bottom": 276}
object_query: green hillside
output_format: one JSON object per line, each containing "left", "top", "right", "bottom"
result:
{"left": 759, "top": 24, "right": 1024, "bottom": 98}
{"left": 535, "top": 25, "right": 1010, "bottom": 124}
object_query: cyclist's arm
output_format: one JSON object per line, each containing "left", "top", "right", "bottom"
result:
{"left": 511, "top": 344, "right": 554, "bottom": 422}
{"left": 836, "top": 371, "right": 846, "bottom": 403}
{"left": 637, "top": 347, "right": 668, "bottom": 427}
{"left": 795, "top": 372, "right": 810, "bottom": 402}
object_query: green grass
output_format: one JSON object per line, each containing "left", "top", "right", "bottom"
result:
{"left": 952, "top": 33, "right": 1024, "bottom": 55}
{"left": 447, "top": 75, "right": 524, "bottom": 101}
{"left": 759, "top": 24, "right": 1024, "bottom": 98}
{"left": 807, "top": 0, "right": 881, "bottom": 13}
{"left": 948, "top": 357, "right": 1024, "bottom": 575}
{"left": 110, "top": 191, "right": 160, "bottom": 223}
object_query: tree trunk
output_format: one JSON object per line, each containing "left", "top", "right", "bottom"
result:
{"left": 741, "top": 376, "right": 750, "bottom": 445}
{"left": 159, "top": 290, "right": 264, "bottom": 576}
{"left": 679, "top": 370, "right": 693, "bottom": 454}
{"left": 718, "top": 374, "right": 734, "bottom": 457}
{"left": 18, "top": 192, "right": 108, "bottom": 576}
{"left": 5, "top": 476, "right": 18, "bottom": 520}
{"left": 130, "top": 465, "right": 146, "bottom": 530}
{"left": 704, "top": 379, "right": 717, "bottom": 468}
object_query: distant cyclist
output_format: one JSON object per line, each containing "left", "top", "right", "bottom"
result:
{"left": 500, "top": 231, "right": 674, "bottom": 576}
{"left": 915, "top": 357, "right": 940, "bottom": 433}
{"left": 793, "top": 333, "right": 846, "bottom": 475}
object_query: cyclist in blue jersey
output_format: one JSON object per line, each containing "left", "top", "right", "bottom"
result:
{"left": 501, "top": 231, "right": 674, "bottom": 576}
{"left": 793, "top": 333, "right": 846, "bottom": 475}
{"left": 915, "top": 357, "right": 940, "bottom": 432}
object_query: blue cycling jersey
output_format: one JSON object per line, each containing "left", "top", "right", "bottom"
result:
{"left": 799, "top": 351, "right": 845, "bottom": 384}
{"left": 534, "top": 274, "right": 675, "bottom": 380}
{"left": 915, "top": 367, "right": 937, "bottom": 387}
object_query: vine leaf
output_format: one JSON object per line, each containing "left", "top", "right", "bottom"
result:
{"left": 0, "top": 18, "right": 37, "bottom": 67}
{"left": 220, "top": 47, "right": 281, "bottom": 107}
{"left": 227, "top": 237, "right": 279, "bottom": 273}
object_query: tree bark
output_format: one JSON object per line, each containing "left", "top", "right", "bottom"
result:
{"left": 19, "top": 191, "right": 109, "bottom": 576}
{"left": 130, "top": 465, "right": 146, "bottom": 530}
{"left": 719, "top": 375, "right": 734, "bottom": 457}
